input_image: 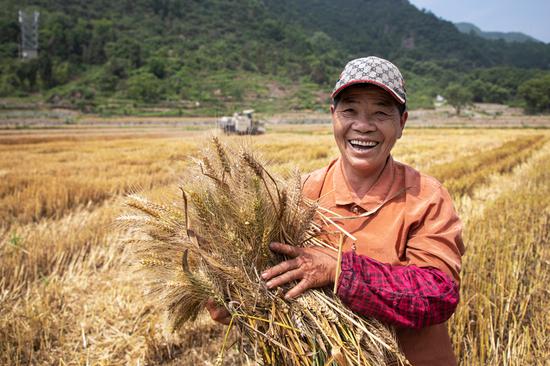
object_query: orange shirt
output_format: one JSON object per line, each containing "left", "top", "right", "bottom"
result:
{"left": 303, "top": 156, "right": 465, "bottom": 366}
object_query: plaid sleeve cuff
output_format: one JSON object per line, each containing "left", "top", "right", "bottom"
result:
{"left": 337, "top": 252, "right": 459, "bottom": 329}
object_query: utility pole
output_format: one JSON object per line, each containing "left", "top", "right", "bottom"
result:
{"left": 18, "top": 10, "right": 40, "bottom": 59}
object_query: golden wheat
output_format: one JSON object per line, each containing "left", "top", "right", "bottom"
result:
{"left": 120, "top": 137, "right": 408, "bottom": 365}
{"left": 1, "top": 126, "right": 549, "bottom": 365}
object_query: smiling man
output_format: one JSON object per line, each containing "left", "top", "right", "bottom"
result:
{"left": 207, "top": 56, "right": 466, "bottom": 365}
{"left": 331, "top": 83, "right": 406, "bottom": 197}
{"left": 260, "top": 57, "right": 466, "bottom": 365}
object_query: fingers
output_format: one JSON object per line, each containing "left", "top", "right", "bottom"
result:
{"left": 205, "top": 298, "right": 218, "bottom": 311}
{"left": 265, "top": 268, "right": 313, "bottom": 300}
{"left": 205, "top": 299, "right": 231, "bottom": 325}
{"left": 285, "top": 279, "right": 310, "bottom": 299}
{"left": 209, "top": 308, "right": 231, "bottom": 325}
{"left": 261, "top": 242, "right": 302, "bottom": 280}
{"left": 261, "top": 257, "right": 300, "bottom": 281}
{"left": 265, "top": 268, "right": 302, "bottom": 289}
{"left": 269, "top": 242, "right": 301, "bottom": 257}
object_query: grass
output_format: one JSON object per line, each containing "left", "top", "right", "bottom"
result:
{"left": 0, "top": 126, "right": 549, "bottom": 365}
{"left": 451, "top": 141, "right": 550, "bottom": 364}
{"left": 427, "top": 134, "right": 547, "bottom": 196}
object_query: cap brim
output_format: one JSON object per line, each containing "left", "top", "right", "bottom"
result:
{"left": 331, "top": 80, "right": 406, "bottom": 104}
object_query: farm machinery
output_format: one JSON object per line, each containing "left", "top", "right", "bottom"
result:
{"left": 218, "top": 109, "right": 265, "bottom": 135}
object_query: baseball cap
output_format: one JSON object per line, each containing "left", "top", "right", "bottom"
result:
{"left": 332, "top": 56, "right": 406, "bottom": 104}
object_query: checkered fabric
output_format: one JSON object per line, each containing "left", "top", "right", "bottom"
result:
{"left": 337, "top": 251, "right": 459, "bottom": 329}
{"left": 332, "top": 56, "right": 406, "bottom": 104}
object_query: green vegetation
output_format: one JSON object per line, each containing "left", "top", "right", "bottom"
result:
{"left": 1, "top": 0, "right": 550, "bottom": 114}
{"left": 444, "top": 83, "right": 473, "bottom": 115}
{"left": 518, "top": 74, "right": 550, "bottom": 113}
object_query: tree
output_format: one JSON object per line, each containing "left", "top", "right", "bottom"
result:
{"left": 148, "top": 57, "right": 167, "bottom": 79}
{"left": 38, "top": 55, "right": 55, "bottom": 89}
{"left": 84, "top": 19, "right": 115, "bottom": 64}
{"left": 444, "top": 83, "right": 472, "bottom": 115}
{"left": 42, "top": 13, "right": 73, "bottom": 60}
{"left": 15, "top": 59, "right": 39, "bottom": 90}
{"left": 0, "top": 63, "right": 20, "bottom": 96}
{"left": 518, "top": 75, "right": 550, "bottom": 113}
{"left": 468, "top": 79, "right": 510, "bottom": 104}
{"left": 0, "top": 17, "right": 19, "bottom": 58}
{"left": 105, "top": 38, "right": 142, "bottom": 68}
{"left": 126, "top": 71, "right": 164, "bottom": 102}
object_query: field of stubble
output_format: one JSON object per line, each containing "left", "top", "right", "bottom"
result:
{"left": 1, "top": 122, "right": 549, "bottom": 365}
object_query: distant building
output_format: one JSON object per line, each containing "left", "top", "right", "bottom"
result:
{"left": 435, "top": 94, "right": 445, "bottom": 107}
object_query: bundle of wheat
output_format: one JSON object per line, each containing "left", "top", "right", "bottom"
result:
{"left": 119, "top": 137, "right": 408, "bottom": 365}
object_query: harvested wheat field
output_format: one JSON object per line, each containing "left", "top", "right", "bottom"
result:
{"left": 1, "top": 123, "right": 549, "bottom": 365}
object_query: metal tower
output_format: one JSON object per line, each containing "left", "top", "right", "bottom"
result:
{"left": 18, "top": 10, "right": 40, "bottom": 59}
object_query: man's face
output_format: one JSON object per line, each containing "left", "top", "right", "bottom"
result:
{"left": 331, "top": 85, "right": 407, "bottom": 177}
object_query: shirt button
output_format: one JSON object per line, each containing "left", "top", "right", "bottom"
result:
{"left": 351, "top": 204, "right": 361, "bottom": 214}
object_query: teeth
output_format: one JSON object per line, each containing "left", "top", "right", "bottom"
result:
{"left": 349, "top": 139, "right": 378, "bottom": 147}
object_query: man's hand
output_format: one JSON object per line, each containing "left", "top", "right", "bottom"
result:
{"left": 205, "top": 298, "right": 231, "bottom": 325}
{"left": 261, "top": 242, "right": 337, "bottom": 299}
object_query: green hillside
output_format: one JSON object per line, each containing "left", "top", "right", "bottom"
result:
{"left": 1, "top": 0, "right": 549, "bottom": 115}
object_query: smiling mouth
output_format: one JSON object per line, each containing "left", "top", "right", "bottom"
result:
{"left": 348, "top": 139, "right": 379, "bottom": 151}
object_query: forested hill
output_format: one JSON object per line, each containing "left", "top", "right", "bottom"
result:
{"left": 265, "top": 0, "right": 549, "bottom": 69}
{"left": 454, "top": 22, "right": 541, "bottom": 44}
{"left": 1, "top": 0, "right": 550, "bottom": 114}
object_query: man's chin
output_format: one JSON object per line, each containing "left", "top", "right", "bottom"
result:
{"left": 343, "top": 158, "right": 380, "bottom": 174}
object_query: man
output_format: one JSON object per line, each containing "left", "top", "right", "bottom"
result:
{"left": 209, "top": 56, "right": 465, "bottom": 365}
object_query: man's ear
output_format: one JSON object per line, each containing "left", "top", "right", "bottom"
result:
{"left": 397, "top": 111, "right": 408, "bottom": 139}
{"left": 330, "top": 104, "right": 335, "bottom": 114}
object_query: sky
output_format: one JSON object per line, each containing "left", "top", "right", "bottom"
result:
{"left": 408, "top": 0, "right": 550, "bottom": 43}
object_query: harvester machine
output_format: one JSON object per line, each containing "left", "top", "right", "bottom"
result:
{"left": 218, "top": 109, "right": 265, "bottom": 135}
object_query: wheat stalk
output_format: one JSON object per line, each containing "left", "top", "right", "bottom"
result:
{"left": 120, "top": 137, "right": 409, "bottom": 365}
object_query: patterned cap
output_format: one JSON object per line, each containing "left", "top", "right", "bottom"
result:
{"left": 332, "top": 56, "right": 406, "bottom": 104}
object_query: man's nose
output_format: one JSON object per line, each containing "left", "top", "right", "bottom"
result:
{"left": 352, "top": 113, "right": 377, "bottom": 133}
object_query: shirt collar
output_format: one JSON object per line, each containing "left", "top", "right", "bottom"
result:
{"left": 333, "top": 156, "right": 396, "bottom": 209}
